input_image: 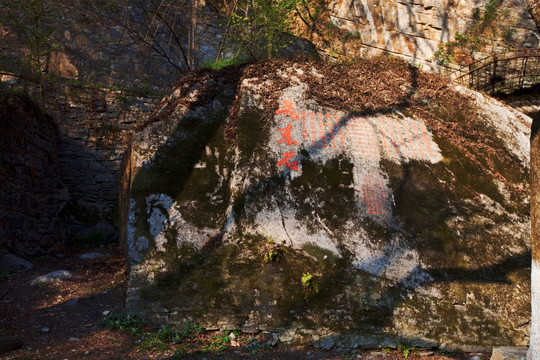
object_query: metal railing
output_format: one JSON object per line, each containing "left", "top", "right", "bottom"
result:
{"left": 452, "top": 48, "right": 540, "bottom": 95}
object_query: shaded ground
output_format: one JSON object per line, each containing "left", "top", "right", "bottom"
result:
{"left": 499, "top": 85, "right": 540, "bottom": 118}
{"left": 0, "top": 246, "right": 490, "bottom": 360}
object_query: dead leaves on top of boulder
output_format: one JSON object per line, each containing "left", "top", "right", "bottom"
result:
{"left": 148, "top": 56, "right": 526, "bottom": 190}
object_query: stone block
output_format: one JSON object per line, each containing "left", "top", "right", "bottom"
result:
{"left": 0, "top": 254, "right": 34, "bottom": 271}
{"left": 491, "top": 347, "right": 527, "bottom": 360}
{"left": 72, "top": 158, "right": 89, "bottom": 171}
{"left": 95, "top": 173, "right": 116, "bottom": 183}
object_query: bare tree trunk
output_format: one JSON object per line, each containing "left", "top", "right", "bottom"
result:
{"left": 188, "top": 0, "right": 197, "bottom": 70}
{"left": 529, "top": 110, "right": 540, "bottom": 360}
{"left": 215, "top": 0, "right": 238, "bottom": 63}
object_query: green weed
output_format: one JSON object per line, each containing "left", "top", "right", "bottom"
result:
{"left": 139, "top": 321, "right": 202, "bottom": 352}
{"left": 398, "top": 344, "right": 414, "bottom": 358}
{"left": 156, "top": 324, "right": 182, "bottom": 342}
{"left": 100, "top": 312, "right": 145, "bottom": 335}
{"left": 263, "top": 235, "right": 286, "bottom": 263}
{"left": 341, "top": 352, "right": 356, "bottom": 360}
{"left": 123, "top": 85, "right": 167, "bottom": 97}
{"left": 176, "top": 319, "right": 202, "bottom": 340}
{"left": 201, "top": 333, "right": 230, "bottom": 353}
{"left": 138, "top": 333, "right": 170, "bottom": 351}
{"left": 264, "top": 244, "right": 283, "bottom": 263}
{"left": 32, "top": 256, "right": 48, "bottom": 264}
{"left": 301, "top": 272, "right": 319, "bottom": 294}
{"left": 223, "top": 328, "right": 242, "bottom": 339}
{"left": 169, "top": 347, "right": 187, "bottom": 359}
{"left": 201, "top": 57, "right": 246, "bottom": 70}
{"left": 244, "top": 337, "right": 273, "bottom": 355}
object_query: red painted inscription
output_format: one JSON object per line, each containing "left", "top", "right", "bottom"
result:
{"left": 277, "top": 124, "right": 299, "bottom": 146}
{"left": 275, "top": 100, "right": 299, "bottom": 120}
{"left": 361, "top": 174, "right": 386, "bottom": 216}
{"left": 277, "top": 152, "right": 299, "bottom": 171}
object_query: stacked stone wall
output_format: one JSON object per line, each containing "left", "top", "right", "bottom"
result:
{"left": 0, "top": 94, "right": 69, "bottom": 256}
{"left": 41, "top": 85, "right": 161, "bottom": 243}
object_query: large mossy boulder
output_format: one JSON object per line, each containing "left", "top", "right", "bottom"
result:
{"left": 125, "top": 58, "right": 531, "bottom": 350}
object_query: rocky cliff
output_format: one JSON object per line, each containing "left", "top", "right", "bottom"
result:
{"left": 125, "top": 57, "right": 531, "bottom": 350}
{"left": 315, "top": 0, "right": 539, "bottom": 69}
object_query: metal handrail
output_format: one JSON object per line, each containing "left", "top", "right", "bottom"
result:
{"left": 450, "top": 48, "right": 540, "bottom": 94}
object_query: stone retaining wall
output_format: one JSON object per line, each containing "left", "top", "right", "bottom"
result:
{"left": 0, "top": 94, "right": 68, "bottom": 256}
{"left": 41, "top": 85, "right": 161, "bottom": 245}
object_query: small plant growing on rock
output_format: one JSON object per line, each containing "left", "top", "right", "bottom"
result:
{"left": 263, "top": 236, "right": 285, "bottom": 263}
{"left": 301, "top": 272, "right": 319, "bottom": 294}
{"left": 398, "top": 344, "right": 414, "bottom": 358}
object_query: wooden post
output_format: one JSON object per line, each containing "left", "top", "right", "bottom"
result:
{"left": 119, "top": 133, "right": 133, "bottom": 258}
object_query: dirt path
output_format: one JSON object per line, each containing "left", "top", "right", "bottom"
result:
{"left": 0, "top": 247, "right": 489, "bottom": 360}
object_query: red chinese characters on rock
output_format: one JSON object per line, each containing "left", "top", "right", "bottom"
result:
{"left": 276, "top": 152, "right": 299, "bottom": 171}
{"left": 361, "top": 174, "right": 386, "bottom": 216}
{"left": 277, "top": 124, "right": 299, "bottom": 146}
{"left": 275, "top": 100, "right": 299, "bottom": 120}
{"left": 275, "top": 101, "right": 300, "bottom": 171}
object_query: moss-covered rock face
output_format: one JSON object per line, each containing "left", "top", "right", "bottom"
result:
{"left": 126, "top": 59, "right": 531, "bottom": 350}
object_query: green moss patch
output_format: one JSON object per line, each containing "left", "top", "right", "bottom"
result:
{"left": 140, "top": 238, "right": 385, "bottom": 331}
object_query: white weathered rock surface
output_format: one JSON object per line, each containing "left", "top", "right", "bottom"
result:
{"left": 490, "top": 347, "right": 527, "bottom": 360}
{"left": 31, "top": 270, "right": 73, "bottom": 285}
